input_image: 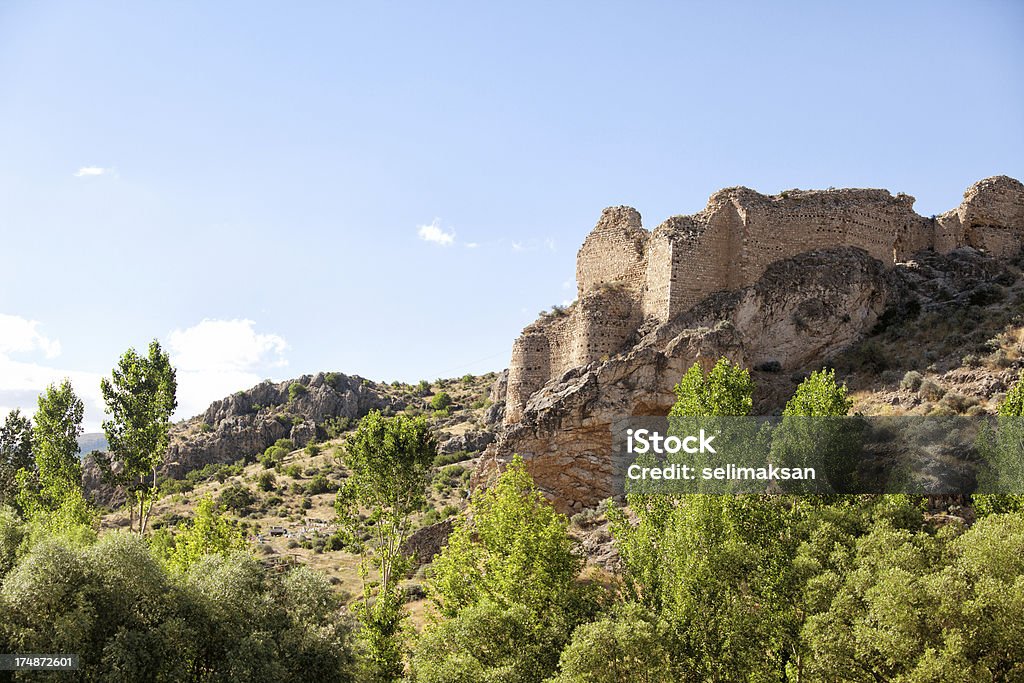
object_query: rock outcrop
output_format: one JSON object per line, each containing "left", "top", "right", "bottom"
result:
{"left": 163, "top": 372, "right": 399, "bottom": 478}
{"left": 83, "top": 372, "right": 403, "bottom": 504}
{"left": 486, "top": 177, "right": 1024, "bottom": 513}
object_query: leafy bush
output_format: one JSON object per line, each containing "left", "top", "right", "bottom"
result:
{"left": 218, "top": 484, "right": 256, "bottom": 512}
{"left": 434, "top": 450, "right": 473, "bottom": 467}
{"left": 288, "top": 382, "right": 308, "bottom": 401}
{"left": 430, "top": 391, "right": 453, "bottom": 411}
{"left": 257, "top": 471, "right": 276, "bottom": 492}
{"left": 0, "top": 532, "right": 358, "bottom": 680}
{"left": 306, "top": 474, "right": 335, "bottom": 496}
{"left": 900, "top": 370, "right": 924, "bottom": 391}
{"left": 919, "top": 379, "right": 946, "bottom": 401}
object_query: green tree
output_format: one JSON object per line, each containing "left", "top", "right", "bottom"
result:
{"left": 153, "top": 495, "right": 247, "bottom": 572}
{"left": 97, "top": 340, "right": 178, "bottom": 535}
{"left": 551, "top": 604, "right": 675, "bottom": 683}
{"left": 430, "top": 391, "right": 453, "bottom": 411}
{"left": 17, "top": 380, "right": 86, "bottom": 519}
{"left": 611, "top": 359, "right": 804, "bottom": 680}
{"left": 419, "top": 455, "right": 596, "bottom": 682}
{"left": 410, "top": 601, "right": 561, "bottom": 683}
{"left": 976, "top": 370, "right": 1024, "bottom": 515}
{"left": 782, "top": 368, "right": 853, "bottom": 417}
{"left": 334, "top": 410, "right": 436, "bottom": 682}
{"left": 0, "top": 409, "right": 33, "bottom": 506}
{"left": 669, "top": 358, "right": 753, "bottom": 418}
{"left": 772, "top": 368, "right": 860, "bottom": 493}
{"left": 429, "top": 455, "right": 587, "bottom": 620}
{"left": 0, "top": 532, "right": 356, "bottom": 682}
{"left": 802, "top": 515, "right": 1024, "bottom": 680}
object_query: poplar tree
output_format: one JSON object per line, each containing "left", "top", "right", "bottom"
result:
{"left": 97, "top": 340, "right": 177, "bottom": 535}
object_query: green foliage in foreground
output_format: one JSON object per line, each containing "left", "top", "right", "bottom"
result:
{"left": 151, "top": 495, "right": 247, "bottom": 572}
{"left": 0, "top": 511, "right": 356, "bottom": 682}
{"left": 669, "top": 357, "right": 753, "bottom": 417}
{"left": 0, "top": 409, "right": 33, "bottom": 507}
{"left": 975, "top": 369, "right": 1024, "bottom": 516}
{"left": 414, "top": 455, "right": 599, "bottom": 682}
{"left": 336, "top": 410, "right": 436, "bottom": 682}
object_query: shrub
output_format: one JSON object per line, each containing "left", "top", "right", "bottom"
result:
{"left": 257, "top": 471, "right": 276, "bottom": 492}
{"left": 430, "top": 391, "right": 453, "bottom": 411}
{"left": 288, "top": 382, "right": 308, "bottom": 401}
{"left": 939, "top": 392, "right": 975, "bottom": 414}
{"left": 218, "top": 484, "right": 256, "bottom": 512}
{"left": 919, "top": 379, "right": 946, "bottom": 401}
{"left": 900, "top": 370, "right": 924, "bottom": 392}
{"left": 305, "top": 474, "right": 334, "bottom": 496}
{"left": 305, "top": 443, "right": 321, "bottom": 457}
{"left": 434, "top": 450, "right": 473, "bottom": 467}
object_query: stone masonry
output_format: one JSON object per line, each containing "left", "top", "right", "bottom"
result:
{"left": 505, "top": 176, "right": 1024, "bottom": 424}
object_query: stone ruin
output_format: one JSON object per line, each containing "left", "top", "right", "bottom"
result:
{"left": 505, "top": 176, "right": 1024, "bottom": 424}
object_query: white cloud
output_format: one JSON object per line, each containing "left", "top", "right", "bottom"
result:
{"left": 0, "top": 314, "right": 61, "bottom": 358}
{"left": 0, "top": 314, "right": 104, "bottom": 429}
{"left": 417, "top": 219, "right": 455, "bottom": 246}
{"left": 74, "top": 166, "right": 111, "bottom": 177}
{"left": 464, "top": 242, "right": 480, "bottom": 249}
{"left": 511, "top": 241, "right": 524, "bottom": 252}
{"left": 0, "top": 315, "right": 293, "bottom": 432}
{"left": 166, "top": 319, "right": 290, "bottom": 420}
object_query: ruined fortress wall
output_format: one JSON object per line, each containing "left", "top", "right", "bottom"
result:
{"left": 661, "top": 202, "right": 747, "bottom": 317}
{"left": 505, "top": 331, "right": 550, "bottom": 424}
{"left": 642, "top": 229, "right": 674, "bottom": 320}
{"left": 576, "top": 206, "right": 648, "bottom": 301}
{"left": 724, "top": 191, "right": 928, "bottom": 288}
{"left": 572, "top": 289, "right": 640, "bottom": 367}
{"left": 504, "top": 176, "right": 1024, "bottom": 426}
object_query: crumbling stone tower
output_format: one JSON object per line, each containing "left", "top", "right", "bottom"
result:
{"left": 505, "top": 176, "right": 1024, "bottom": 423}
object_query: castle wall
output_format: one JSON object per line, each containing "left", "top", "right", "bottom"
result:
{"left": 572, "top": 288, "right": 639, "bottom": 367}
{"left": 505, "top": 331, "right": 550, "bottom": 424}
{"left": 576, "top": 206, "right": 648, "bottom": 301}
{"left": 504, "top": 176, "right": 1024, "bottom": 427}
{"left": 642, "top": 229, "right": 674, "bottom": 320}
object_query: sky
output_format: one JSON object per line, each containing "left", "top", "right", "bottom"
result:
{"left": 1, "top": 1, "right": 1022, "bottom": 431}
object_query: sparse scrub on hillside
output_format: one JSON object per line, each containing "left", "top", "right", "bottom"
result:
{"left": 430, "top": 391, "right": 453, "bottom": 411}
{"left": 217, "top": 483, "right": 256, "bottom": 512}
{"left": 257, "top": 471, "right": 276, "bottom": 492}
{"left": 918, "top": 379, "right": 946, "bottom": 401}
{"left": 288, "top": 382, "right": 308, "bottom": 401}
{"left": 900, "top": 370, "right": 924, "bottom": 391}
{"left": 939, "top": 392, "right": 976, "bottom": 414}
{"left": 434, "top": 450, "right": 473, "bottom": 467}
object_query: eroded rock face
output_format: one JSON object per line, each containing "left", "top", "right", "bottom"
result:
{"left": 483, "top": 247, "right": 896, "bottom": 513}
{"left": 83, "top": 372, "right": 401, "bottom": 504}
{"left": 164, "top": 373, "right": 398, "bottom": 477}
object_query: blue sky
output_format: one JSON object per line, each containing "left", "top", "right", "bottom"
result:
{"left": 1, "top": 1, "right": 1022, "bottom": 429}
